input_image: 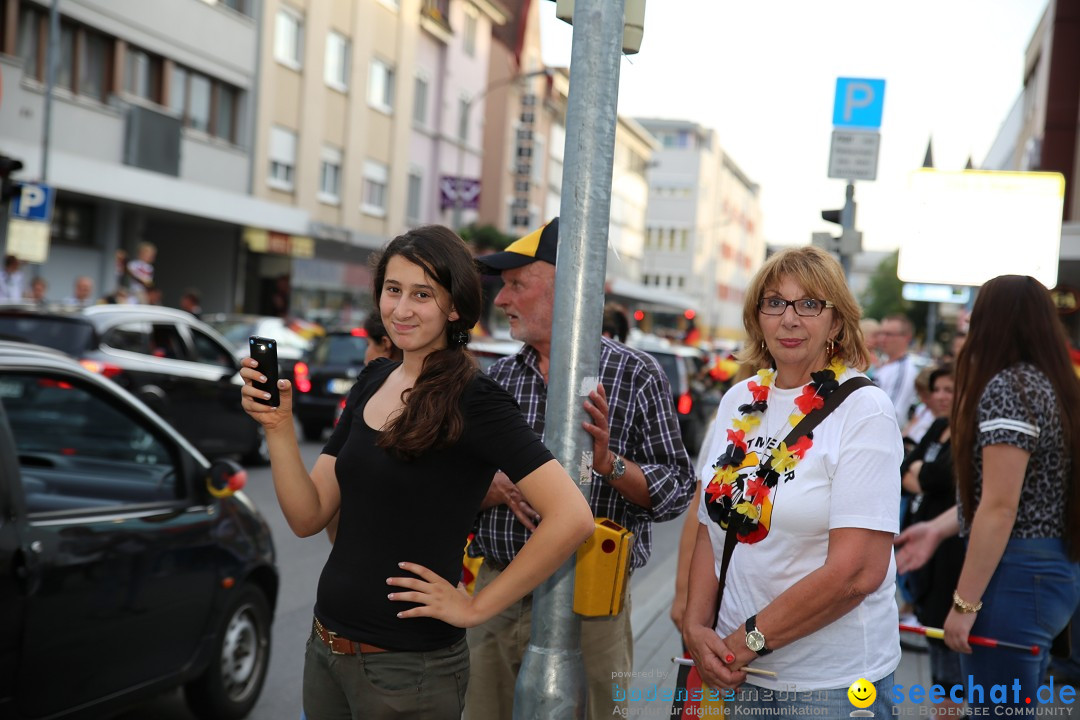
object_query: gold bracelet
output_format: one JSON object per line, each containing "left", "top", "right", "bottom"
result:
{"left": 952, "top": 590, "right": 983, "bottom": 614}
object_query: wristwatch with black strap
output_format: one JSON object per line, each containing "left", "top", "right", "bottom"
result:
{"left": 745, "top": 614, "right": 772, "bottom": 656}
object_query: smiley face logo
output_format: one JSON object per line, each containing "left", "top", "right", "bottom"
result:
{"left": 847, "top": 678, "right": 876, "bottom": 709}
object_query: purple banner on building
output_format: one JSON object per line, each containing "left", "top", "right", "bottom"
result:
{"left": 440, "top": 176, "right": 481, "bottom": 210}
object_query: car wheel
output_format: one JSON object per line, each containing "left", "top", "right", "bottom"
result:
{"left": 242, "top": 426, "right": 270, "bottom": 466}
{"left": 301, "top": 421, "right": 325, "bottom": 442}
{"left": 184, "top": 585, "right": 271, "bottom": 720}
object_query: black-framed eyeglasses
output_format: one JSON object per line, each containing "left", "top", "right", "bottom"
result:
{"left": 758, "top": 296, "right": 835, "bottom": 317}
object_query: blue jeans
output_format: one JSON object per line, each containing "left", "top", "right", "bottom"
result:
{"left": 960, "top": 537, "right": 1080, "bottom": 709}
{"left": 727, "top": 673, "right": 895, "bottom": 718}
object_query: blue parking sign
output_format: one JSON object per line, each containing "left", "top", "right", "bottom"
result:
{"left": 11, "top": 183, "right": 55, "bottom": 223}
{"left": 832, "top": 78, "right": 886, "bottom": 130}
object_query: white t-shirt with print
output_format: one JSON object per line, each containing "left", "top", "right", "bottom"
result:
{"left": 696, "top": 368, "right": 903, "bottom": 691}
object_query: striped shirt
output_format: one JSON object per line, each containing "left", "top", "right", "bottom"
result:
{"left": 470, "top": 337, "right": 695, "bottom": 570}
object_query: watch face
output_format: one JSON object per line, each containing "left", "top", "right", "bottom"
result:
{"left": 746, "top": 630, "right": 766, "bottom": 652}
{"left": 613, "top": 455, "right": 626, "bottom": 478}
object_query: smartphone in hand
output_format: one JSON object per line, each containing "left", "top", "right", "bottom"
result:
{"left": 249, "top": 336, "right": 280, "bottom": 407}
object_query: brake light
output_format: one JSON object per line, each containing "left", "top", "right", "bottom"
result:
{"left": 334, "top": 396, "right": 347, "bottom": 426}
{"left": 350, "top": 327, "right": 368, "bottom": 337}
{"left": 677, "top": 391, "right": 693, "bottom": 415}
{"left": 79, "top": 360, "right": 124, "bottom": 378}
{"left": 294, "top": 361, "right": 312, "bottom": 393}
{"left": 37, "top": 378, "right": 74, "bottom": 390}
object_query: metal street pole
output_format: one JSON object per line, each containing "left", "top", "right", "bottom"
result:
{"left": 514, "top": 0, "right": 626, "bottom": 718}
{"left": 41, "top": 0, "right": 60, "bottom": 184}
{"left": 840, "top": 182, "right": 856, "bottom": 280}
{"left": 451, "top": 96, "right": 473, "bottom": 232}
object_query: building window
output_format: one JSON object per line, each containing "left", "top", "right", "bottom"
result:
{"left": 274, "top": 8, "right": 303, "bottom": 69}
{"left": 16, "top": 4, "right": 44, "bottom": 80}
{"left": 413, "top": 75, "right": 428, "bottom": 126}
{"left": 188, "top": 73, "right": 212, "bottom": 133}
{"left": 50, "top": 200, "right": 95, "bottom": 246}
{"left": 215, "top": 85, "right": 237, "bottom": 143}
{"left": 406, "top": 171, "right": 423, "bottom": 223}
{"left": 324, "top": 31, "right": 349, "bottom": 90}
{"left": 78, "top": 30, "right": 110, "bottom": 102}
{"left": 55, "top": 22, "right": 75, "bottom": 91}
{"left": 368, "top": 59, "right": 394, "bottom": 113}
{"left": 362, "top": 161, "right": 389, "bottom": 216}
{"left": 463, "top": 5, "right": 478, "bottom": 57}
{"left": 168, "top": 65, "right": 188, "bottom": 116}
{"left": 319, "top": 146, "right": 343, "bottom": 204}
{"left": 268, "top": 126, "right": 298, "bottom": 191}
{"left": 125, "top": 47, "right": 162, "bottom": 102}
{"left": 168, "top": 64, "right": 238, "bottom": 143}
{"left": 219, "top": 0, "right": 248, "bottom": 14}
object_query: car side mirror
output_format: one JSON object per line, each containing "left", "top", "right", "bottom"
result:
{"left": 207, "top": 459, "right": 247, "bottom": 499}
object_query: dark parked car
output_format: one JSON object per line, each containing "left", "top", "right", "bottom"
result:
{"left": 0, "top": 305, "right": 268, "bottom": 464}
{"left": 0, "top": 341, "right": 278, "bottom": 719}
{"left": 293, "top": 328, "right": 369, "bottom": 441}
{"left": 630, "top": 337, "right": 712, "bottom": 456}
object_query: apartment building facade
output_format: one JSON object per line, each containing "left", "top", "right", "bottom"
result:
{"left": 250, "top": 0, "right": 507, "bottom": 323}
{"left": 0, "top": 0, "right": 301, "bottom": 312}
{"left": 637, "top": 118, "right": 765, "bottom": 340}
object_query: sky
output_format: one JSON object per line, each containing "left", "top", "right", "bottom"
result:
{"left": 539, "top": 0, "right": 1051, "bottom": 252}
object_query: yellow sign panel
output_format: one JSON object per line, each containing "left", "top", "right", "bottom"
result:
{"left": 6, "top": 219, "right": 51, "bottom": 263}
{"left": 243, "top": 227, "right": 314, "bottom": 258}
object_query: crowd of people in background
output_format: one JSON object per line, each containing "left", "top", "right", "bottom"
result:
{"left": 0, "top": 248, "right": 203, "bottom": 319}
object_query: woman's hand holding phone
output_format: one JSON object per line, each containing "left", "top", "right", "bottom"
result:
{"left": 240, "top": 336, "right": 293, "bottom": 430}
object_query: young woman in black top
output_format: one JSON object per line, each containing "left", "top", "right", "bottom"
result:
{"left": 240, "top": 225, "right": 593, "bottom": 720}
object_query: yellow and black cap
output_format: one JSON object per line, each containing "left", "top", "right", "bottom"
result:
{"left": 477, "top": 217, "right": 559, "bottom": 272}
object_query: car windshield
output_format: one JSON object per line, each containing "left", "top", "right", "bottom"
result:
{"left": 211, "top": 320, "right": 258, "bottom": 346}
{"left": 313, "top": 334, "right": 367, "bottom": 365}
{"left": 0, "top": 315, "right": 95, "bottom": 356}
{"left": 645, "top": 351, "right": 682, "bottom": 394}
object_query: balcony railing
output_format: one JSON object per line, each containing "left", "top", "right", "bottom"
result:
{"left": 420, "top": 0, "right": 452, "bottom": 39}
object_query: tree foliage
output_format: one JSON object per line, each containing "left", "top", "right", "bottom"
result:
{"left": 860, "top": 250, "right": 928, "bottom": 338}
{"left": 458, "top": 224, "right": 516, "bottom": 252}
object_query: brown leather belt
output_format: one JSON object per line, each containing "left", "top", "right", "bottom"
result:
{"left": 313, "top": 617, "right": 388, "bottom": 655}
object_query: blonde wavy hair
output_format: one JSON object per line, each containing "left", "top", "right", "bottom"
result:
{"left": 739, "top": 246, "right": 871, "bottom": 371}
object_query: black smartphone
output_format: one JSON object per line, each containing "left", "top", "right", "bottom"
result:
{"left": 249, "top": 336, "right": 280, "bottom": 407}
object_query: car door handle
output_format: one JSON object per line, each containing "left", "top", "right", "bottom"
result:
{"left": 13, "top": 542, "right": 43, "bottom": 595}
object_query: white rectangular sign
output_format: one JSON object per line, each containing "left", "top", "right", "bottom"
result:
{"left": 828, "top": 130, "right": 880, "bottom": 181}
{"left": 894, "top": 170, "right": 1064, "bottom": 289}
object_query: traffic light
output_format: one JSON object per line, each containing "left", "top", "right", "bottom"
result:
{"left": 813, "top": 207, "right": 863, "bottom": 256}
{"left": 0, "top": 155, "right": 25, "bottom": 204}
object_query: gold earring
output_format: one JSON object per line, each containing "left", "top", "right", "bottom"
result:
{"left": 826, "top": 338, "right": 836, "bottom": 356}
{"left": 760, "top": 340, "right": 766, "bottom": 350}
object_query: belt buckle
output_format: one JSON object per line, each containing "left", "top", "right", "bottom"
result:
{"left": 315, "top": 617, "right": 347, "bottom": 655}
{"left": 326, "top": 628, "right": 347, "bottom": 655}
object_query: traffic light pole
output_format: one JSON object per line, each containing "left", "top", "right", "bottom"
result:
{"left": 513, "top": 0, "right": 626, "bottom": 717}
{"left": 839, "top": 182, "right": 855, "bottom": 278}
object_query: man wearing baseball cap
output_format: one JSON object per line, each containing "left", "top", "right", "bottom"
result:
{"left": 464, "top": 218, "right": 695, "bottom": 719}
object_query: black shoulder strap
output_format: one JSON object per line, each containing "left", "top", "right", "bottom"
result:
{"left": 712, "top": 375, "right": 873, "bottom": 625}
{"left": 780, "top": 375, "right": 874, "bottom": 449}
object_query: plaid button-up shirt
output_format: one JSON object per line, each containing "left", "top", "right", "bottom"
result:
{"left": 470, "top": 337, "right": 695, "bottom": 571}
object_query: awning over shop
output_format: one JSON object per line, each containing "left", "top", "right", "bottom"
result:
{"left": 606, "top": 277, "right": 698, "bottom": 315}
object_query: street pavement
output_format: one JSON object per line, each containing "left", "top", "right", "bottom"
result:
{"left": 111, "top": 433, "right": 1076, "bottom": 718}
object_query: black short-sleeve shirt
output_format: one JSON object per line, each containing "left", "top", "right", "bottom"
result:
{"left": 315, "top": 358, "right": 554, "bottom": 651}
{"left": 961, "top": 363, "right": 1070, "bottom": 539}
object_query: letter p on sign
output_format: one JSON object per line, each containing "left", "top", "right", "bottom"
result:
{"left": 832, "top": 78, "right": 886, "bottom": 130}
